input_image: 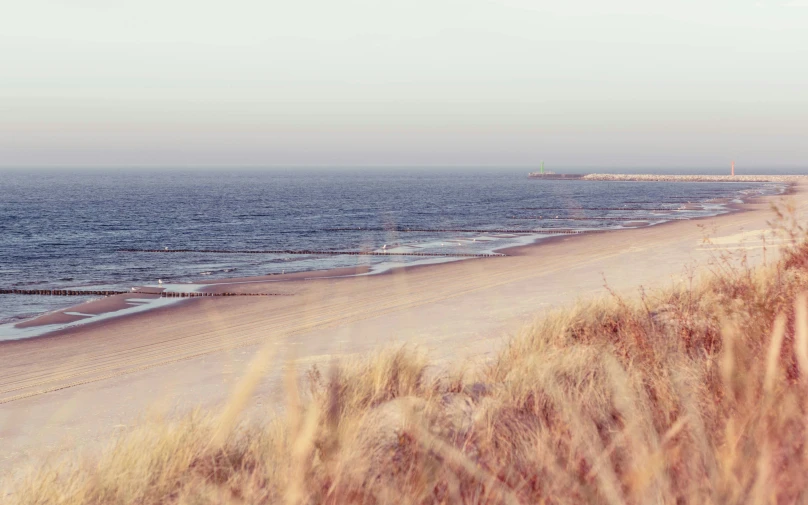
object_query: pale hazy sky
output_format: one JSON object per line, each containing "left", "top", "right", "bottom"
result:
{"left": 1, "top": 0, "right": 806, "bottom": 168}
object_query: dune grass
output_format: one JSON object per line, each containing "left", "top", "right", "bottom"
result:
{"left": 6, "top": 213, "right": 808, "bottom": 504}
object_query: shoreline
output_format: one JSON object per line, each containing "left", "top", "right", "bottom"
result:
{"left": 0, "top": 181, "right": 806, "bottom": 470}
{"left": 0, "top": 179, "right": 797, "bottom": 344}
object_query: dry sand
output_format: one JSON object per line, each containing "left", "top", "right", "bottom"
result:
{"left": 1, "top": 183, "right": 807, "bottom": 474}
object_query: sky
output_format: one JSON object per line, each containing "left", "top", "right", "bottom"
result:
{"left": 1, "top": 0, "right": 807, "bottom": 169}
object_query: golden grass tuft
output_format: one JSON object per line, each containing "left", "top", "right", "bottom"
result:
{"left": 6, "top": 220, "right": 808, "bottom": 504}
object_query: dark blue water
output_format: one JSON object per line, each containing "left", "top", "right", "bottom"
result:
{"left": 0, "top": 168, "right": 787, "bottom": 328}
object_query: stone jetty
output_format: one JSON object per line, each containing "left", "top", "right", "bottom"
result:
{"left": 528, "top": 173, "right": 808, "bottom": 183}
{"left": 580, "top": 174, "right": 807, "bottom": 183}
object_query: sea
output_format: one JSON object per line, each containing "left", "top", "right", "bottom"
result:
{"left": 0, "top": 167, "right": 793, "bottom": 338}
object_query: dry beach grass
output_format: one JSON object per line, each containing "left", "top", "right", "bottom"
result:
{"left": 6, "top": 206, "right": 808, "bottom": 505}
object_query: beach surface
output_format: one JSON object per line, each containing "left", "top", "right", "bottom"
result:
{"left": 2, "top": 182, "right": 807, "bottom": 474}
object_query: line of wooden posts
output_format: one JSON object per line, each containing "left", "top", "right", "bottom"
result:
{"left": 322, "top": 228, "right": 588, "bottom": 235}
{"left": 119, "top": 248, "right": 507, "bottom": 258}
{"left": 0, "top": 288, "right": 288, "bottom": 298}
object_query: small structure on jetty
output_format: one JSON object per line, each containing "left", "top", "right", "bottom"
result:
{"left": 527, "top": 173, "right": 586, "bottom": 180}
{"left": 527, "top": 162, "right": 587, "bottom": 180}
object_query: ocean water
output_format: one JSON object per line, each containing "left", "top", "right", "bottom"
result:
{"left": 0, "top": 168, "right": 788, "bottom": 330}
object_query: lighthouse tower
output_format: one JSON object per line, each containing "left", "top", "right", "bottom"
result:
{"left": 731, "top": 161, "right": 735, "bottom": 177}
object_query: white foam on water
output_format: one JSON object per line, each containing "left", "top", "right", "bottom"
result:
{"left": 142, "top": 283, "right": 208, "bottom": 293}
{"left": 367, "top": 257, "right": 460, "bottom": 275}
{"left": 0, "top": 180, "right": 791, "bottom": 341}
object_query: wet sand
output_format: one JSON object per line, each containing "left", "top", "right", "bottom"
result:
{"left": 1, "top": 182, "right": 807, "bottom": 473}
{"left": 14, "top": 293, "right": 163, "bottom": 329}
{"left": 199, "top": 265, "right": 372, "bottom": 292}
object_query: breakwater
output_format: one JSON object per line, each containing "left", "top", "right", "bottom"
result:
{"left": 528, "top": 173, "right": 808, "bottom": 183}
{"left": 508, "top": 216, "right": 686, "bottom": 221}
{"left": 0, "top": 288, "right": 289, "bottom": 298}
{"left": 119, "top": 248, "right": 505, "bottom": 258}
{"left": 519, "top": 207, "right": 682, "bottom": 211}
{"left": 152, "top": 292, "right": 291, "bottom": 298}
{"left": 0, "top": 288, "right": 128, "bottom": 297}
{"left": 582, "top": 174, "right": 805, "bottom": 183}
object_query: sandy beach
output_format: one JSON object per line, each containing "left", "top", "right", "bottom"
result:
{"left": 1, "top": 182, "right": 807, "bottom": 473}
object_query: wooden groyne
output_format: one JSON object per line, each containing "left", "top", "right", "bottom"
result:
{"left": 0, "top": 288, "right": 128, "bottom": 297}
{"left": 0, "top": 288, "right": 290, "bottom": 298}
{"left": 508, "top": 216, "right": 688, "bottom": 221}
{"left": 119, "top": 248, "right": 505, "bottom": 258}
{"left": 518, "top": 206, "right": 683, "bottom": 211}
{"left": 154, "top": 292, "right": 291, "bottom": 298}
{"left": 323, "top": 227, "right": 588, "bottom": 235}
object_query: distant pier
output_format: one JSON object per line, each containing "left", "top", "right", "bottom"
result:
{"left": 528, "top": 173, "right": 807, "bottom": 183}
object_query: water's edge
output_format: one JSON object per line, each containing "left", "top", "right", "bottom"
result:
{"left": 0, "top": 181, "right": 791, "bottom": 342}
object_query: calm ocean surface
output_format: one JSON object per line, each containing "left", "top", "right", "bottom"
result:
{"left": 0, "top": 168, "right": 789, "bottom": 329}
